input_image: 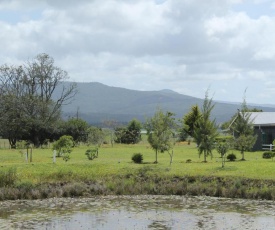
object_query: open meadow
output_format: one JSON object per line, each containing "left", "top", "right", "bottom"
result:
{"left": 0, "top": 139, "right": 274, "bottom": 183}
{"left": 1, "top": 138, "right": 275, "bottom": 200}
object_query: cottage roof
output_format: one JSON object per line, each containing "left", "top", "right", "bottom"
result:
{"left": 248, "top": 112, "right": 275, "bottom": 126}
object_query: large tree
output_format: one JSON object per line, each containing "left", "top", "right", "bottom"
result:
{"left": 193, "top": 92, "right": 218, "bottom": 162}
{"left": 0, "top": 53, "right": 77, "bottom": 148}
{"left": 144, "top": 109, "right": 176, "bottom": 163}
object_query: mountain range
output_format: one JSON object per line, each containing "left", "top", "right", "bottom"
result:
{"left": 60, "top": 82, "right": 275, "bottom": 125}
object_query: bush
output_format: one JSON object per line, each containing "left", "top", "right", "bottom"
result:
{"left": 227, "top": 153, "right": 236, "bottom": 161}
{"left": 52, "top": 135, "right": 74, "bottom": 160}
{"left": 262, "top": 152, "right": 272, "bottom": 159}
{"left": 131, "top": 153, "right": 143, "bottom": 164}
{"left": 85, "top": 148, "right": 98, "bottom": 160}
{"left": 0, "top": 167, "right": 17, "bottom": 187}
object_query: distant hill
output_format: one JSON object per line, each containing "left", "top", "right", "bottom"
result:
{"left": 59, "top": 82, "right": 275, "bottom": 125}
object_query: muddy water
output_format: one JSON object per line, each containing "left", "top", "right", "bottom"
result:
{"left": 0, "top": 195, "right": 274, "bottom": 229}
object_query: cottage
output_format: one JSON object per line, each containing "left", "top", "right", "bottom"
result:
{"left": 249, "top": 112, "right": 275, "bottom": 151}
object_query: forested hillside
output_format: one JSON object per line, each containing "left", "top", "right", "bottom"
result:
{"left": 59, "top": 82, "right": 275, "bottom": 125}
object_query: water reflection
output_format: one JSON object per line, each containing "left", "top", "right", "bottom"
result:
{"left": 0, "top": 195, "right": 274, "bottom": 229}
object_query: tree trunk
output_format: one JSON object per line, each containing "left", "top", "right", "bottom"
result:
{"left": 155, "top": 149, "right": 158, "bottom": 163}
{"left": 241, "top": 149, "right": 245, "bottom": 160}
{"left": 169, "top": 150, "right": 174, "bottom": 166}
{"left": 222, "top": 156, "right": 225, "bottom": 168}
{"left": 9, "top": 138, "right": 17, "bottom": 149}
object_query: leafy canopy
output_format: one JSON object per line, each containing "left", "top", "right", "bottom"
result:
{"left": 145, "top": 109, "right": 177, "bottom": 163}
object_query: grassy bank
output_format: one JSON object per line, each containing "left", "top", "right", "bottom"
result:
{"left": 0, "top": 141, "right": 275, "bottom": 200}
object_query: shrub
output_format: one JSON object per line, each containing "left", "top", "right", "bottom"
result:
{"left": 262, "top": 152, "right": 272, "bottom": 159}
{"left": 131, "top": 153, "right": 143, "bottom": 164}
{"left": 16, "top": 140, "right": 29, "bottom": 149}
{"left": 0, "top": 167, "right": 17, "bottom": 187}
{"left": 227, "top": 153, "right": 236, "bottom": 161}
{"left": 85, "top": 148, "right": 98, "bottom": 160}
{"left": 52, "top": 135, "right": 74, "bottom": 160}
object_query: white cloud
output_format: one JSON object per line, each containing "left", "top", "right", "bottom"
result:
{"left": 0, "top": 0, "right": 275, "bottom": 104}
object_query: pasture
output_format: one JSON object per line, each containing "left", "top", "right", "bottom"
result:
{"left": 0, "top": 139, "right": 274, "bottom": 185}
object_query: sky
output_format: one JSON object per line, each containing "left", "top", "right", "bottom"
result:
{"left": 0, "top": 0, "right": 275, "bottom": 104}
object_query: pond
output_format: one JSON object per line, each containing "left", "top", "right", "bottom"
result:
{"left": 0, "top": 195, "right": 274, "bottom": 229}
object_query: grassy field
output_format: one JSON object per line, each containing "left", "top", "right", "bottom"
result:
{"left": 0, "top": 139, "right": 274, "bottom": 185}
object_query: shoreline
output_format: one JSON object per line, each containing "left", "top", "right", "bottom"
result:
{"left": 1, "top": 174, "right": 275, "bottom": 201}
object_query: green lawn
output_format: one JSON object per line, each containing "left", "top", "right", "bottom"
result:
{"left": 0, "top": 140, "right": 274, "bottom": 184}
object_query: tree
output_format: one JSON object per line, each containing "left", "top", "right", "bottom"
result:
{"left": 216, "top": 141, "right": 230, "bottom": 168}
{"left": 87, "top": 126, "right": 106, "bottom": 147}
{"left": 62, "top": 118, "right": 89, "bottom": 144}
{"left": 126, "top": 119, "right": 142, "bottom": 144}
{"left": 193, "top": 92, "right": 218, "bottom": 162}
{"left": 52, "top": 135, "right": 74, "bottom": 161}
{"left": 181, "top": 105, "right": 201, "bottom": 138}
{"left": 144, "top": 109, "right": 176, "bottom": 163}
{"left": 115, "top": 119, "right": 142, "bottom": 144}
{"left": 0, "top": 54, "right": 77, "bottom": 148}
{"left": 232, "top": 101, "right": 257, "bottom": 160}
{"left": 0, "top": 66, "right": 29, "bottom": 148}
{"left": 103, "top": 120, "right": 119, "bottom": 147}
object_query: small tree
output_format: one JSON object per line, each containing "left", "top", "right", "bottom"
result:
{"left": 87, "top": 126, "right": 105, "bottom": 147}
{"left": 144, "top": 109, "right": 176, "bottom": 163}
{"left": 182, "top": 105, "right": 201, "bottom": 138}
{"left": 52, "top": 135, "right": 74, "bottom": 161}
{"left": 193, "top": 92, "right": 218, "bottom": 162}
{"left": 103, "top": 119, "right": 118, "bottom": 147}
{"left": 232, "top": 99, "right": 257, "bottom": 160}
{"left": 216, "top": 141, "right": 230, "bottom": 168}
{"left": 115, "top": 119, "right": 142, "bottom": 144}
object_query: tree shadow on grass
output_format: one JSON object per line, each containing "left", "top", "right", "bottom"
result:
{"left": 212, "top": 166, "right": 239, "bottom": 171}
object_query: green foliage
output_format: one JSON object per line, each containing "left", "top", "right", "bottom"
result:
{"left": 87, "top": 126, "right": 106, "bottom": 147}
{"left": 215, "top": 135, "right": 234, "bottom": 142}
{"left": 193, "top": 92, "right": 218, "bottom": 162}
{"left": 85, "top": 148, "right": 98, "bottom": 160}
{"left": 262, "top": 152, "right": 272, "bottom": 159}
{"left": 182, "top": 105, "right": 201, "bottom": 138}
{"left": 131, "top": 153, "right": 143, "bottom": 164}
{"left": 232, "top": 99, "right": 257, "bottom": 160}
{"left": 62, "top": 118, "right": 89, "bottom": 143}
{"left": 53, "top": 135, "right": 74, "bottom": 160}
{"left": 262, "top": 151, "right": 275, "bottom": 160}
{"left": 227, "top": 153, "right": 237, "bottom": 161}
{"left": 115, "top": 119, "right": 142, "bottom": 144}
{"left": 16, "top": 140, "right": 29, "bottom": 149}
{"left": 0, "top": 167, "right": 17, "bottom": 187}
{"left": 144, "top": 109, "right": 177, "bottom": 163}
{"left": 234, "top": 134, "right": 257, "bottom": 160}
{"left": 216, "top": 140, "right": 231, "bottom": 168}
{"left": 0, "top": 54, "right": 77, "bottom": 148}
